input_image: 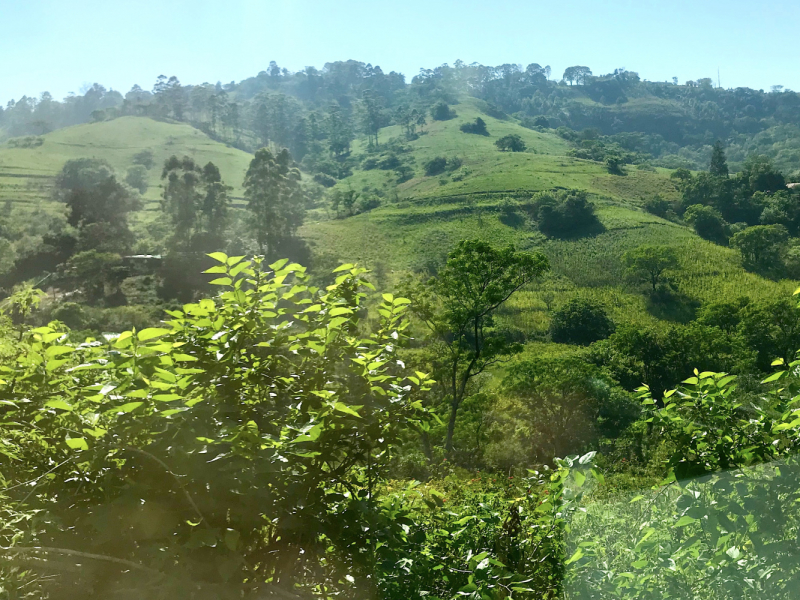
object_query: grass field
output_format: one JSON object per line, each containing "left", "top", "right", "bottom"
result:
{"left": 0, "top": 117, "right": 254, "bottom": 211}
{"left": 304, "top": 96, "right": 797, "bottom": 337}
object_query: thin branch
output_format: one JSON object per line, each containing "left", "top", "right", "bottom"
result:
{"left": 121, "top": 446, "right": 207, "bottom": 527}
{"left": 4, "top": 547, "right": 164, "bottom": 577}
{"left": 3, "top": 457, "right": 74, "bottom": 492}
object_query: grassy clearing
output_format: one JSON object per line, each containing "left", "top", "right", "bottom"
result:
{"left": 0, "top": 117, "right": 254, "bottom": 210}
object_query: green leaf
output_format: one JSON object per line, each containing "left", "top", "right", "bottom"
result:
{"left": 138, "top": 328, "right": 171, "bottom": 342}
{"left": 674, "top": 515, "right": 697, "bottom": 528}
{"left": 115, "top": 402, "right": 144, "bottom": 414}
{"left": 573, "top": 470, "right": 586, "bottom": 488}
{"left": 762, "top": 371, "right": 786, "bottom": 383}
{"left": 45, "top": 399, "right": 73, "bottom": 411}
{"left": 209, "top": 277, "right": 233, "bottom": 286}
{"left": 329, "top": 307, "right": 353, "bottom": 316}
{"left": 208, "top": 252, "right": 228, "bottom": 263}
{"left": 333, "top": 402, "right": 361, "bottom": 418}
{"left": 564, "top": 548, "right": 584, "bottom": 565}
{"left": 66, "top": 437, "right": 88, "bottom": 451}
{"left": 333, "top": 263, "right": 354, "bottom": 273}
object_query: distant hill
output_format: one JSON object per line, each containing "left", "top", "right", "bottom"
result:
{"left": 0, "top": 116, "right": 253, "bottom": 211}
{"left": 300, "top": 95, "right": 795, "bottom": 336}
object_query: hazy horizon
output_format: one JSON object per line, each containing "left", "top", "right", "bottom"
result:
{"left": 3, "top": 0, "right": 800, "bottom": 102}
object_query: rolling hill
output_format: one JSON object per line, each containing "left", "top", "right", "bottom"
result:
{"left": 0, "top": 116, "right": 254, "bottom": 211}
{"left": 302, "top": 96, "right": 797, "bottom": 337}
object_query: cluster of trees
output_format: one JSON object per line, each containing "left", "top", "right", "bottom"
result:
{"left": 0, "top": 143, "right": 310, "bottom": 314}
{"left": 652, "top": 143, "right": 800, "bottom": 277}
{"left": 525, "top": 189, "right": 602, "bottom": 237}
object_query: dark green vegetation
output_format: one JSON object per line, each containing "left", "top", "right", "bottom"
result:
{"left": 3, "top": 59, "right": 800, "bottom": 598}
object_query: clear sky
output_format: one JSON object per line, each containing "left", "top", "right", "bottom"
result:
{"left": 2, "top": 0, "right": 800, "bottom": 102}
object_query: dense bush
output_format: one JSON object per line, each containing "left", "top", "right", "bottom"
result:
{"left": 459, "top": 117, "right": 489, "bottom": 135}
{"left": 683, "top": 203, "right": 730, "bottom": 243}
{"left": 430, "top": 101, "right": 457, "bottom": 121}
{"left": 549, "top": 298, "right": 615, "bottom": 345}
{"left": 527, "top": 189, "right": 602, "bottom": 237}
{"left": 423, "top": 156, "right": 448, "bottom": 176}
{"left": 495, "top": 134, "right": 527, "bottom": 152}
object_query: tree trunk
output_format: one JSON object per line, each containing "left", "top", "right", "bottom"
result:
{"left": 445, "top": 399, "right": 458, "bottom": 452}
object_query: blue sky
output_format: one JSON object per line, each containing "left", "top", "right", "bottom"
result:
{"left": 2, "top": 0, "right": 799, "bottom": 102}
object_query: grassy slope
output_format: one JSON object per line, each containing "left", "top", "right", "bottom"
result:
{"left": 303, "top": 96, "right": 795, "bottom": 337}
{"left": 0, "top": 117, "right": 254, "bottom": 210}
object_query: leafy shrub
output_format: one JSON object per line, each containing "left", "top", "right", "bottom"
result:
{"left": 424, "top": 156, "right": 448, "bottom": 176}
{"left": 447, "top": 156, "right": 463, "bottom": 171}
{"left": 683, "top": 203, "right": 729, "bottom": 244}
{"left": 131, "top": 149, "right": 155, "bottom": 169}
{"left": 643, "top": 194, "right": 672, "bottom": 218}
{"left": 0, "top": 256, "right": 432, "bottom": 598}
{"left": 356, "top": 195, "right": 381, "bottom": 213}
{"left": 313, "top": 172, "right": 337, "bottom": 187}
{"left": 495, "top": 134, "right": 527, "bottom": 152}
{"left": 533, "top": 115, "right": 550, "bottom": 128}
{"left": 125, "top": 165, "right": 148, "bottom": 194}
{"left": 430, "top": 101, "right": 457, "bottom": 121}
{"left": 549, "top": 298, "right": 615, "bottom": 345}
{"left": 528, "top": 189, "right": 602, "bottom": 237}
{"left": 7, "top": 136, "right": 44, "bottom": 148}
{"left": 361, "top": 156, "right": 379, "bottom": 170}
{"left": 459, "top": 117, "right": 489, "bottom": 135}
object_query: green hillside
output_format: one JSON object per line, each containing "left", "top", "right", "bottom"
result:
{"left": 304, "top": 96, "right": 796, "bottom": 336}
{"left": 0, "top": 117, "right": 254, "bottom": 209}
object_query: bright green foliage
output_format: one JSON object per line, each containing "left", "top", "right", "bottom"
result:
{"left": 623, "top": 244, "right": 679, "bottom": 291}
{"left": 730, "top": 223, "right": 788, "bottom": 272}
{"left": 549, "top": 298, "right": 615, "bottom": 345}
{"left": 684, "top": 203, "right": 729, "bottom": 244}
{"left": 0, "top": 255, "right": 432, "bottom": 598}
{"left": 407, "top": 240, "right": 549, "bottom": 452}
{"left": 243, "top": 147, "right": 305, "bottom": 256}
{"left": 383, "top": 453, "right": 601, "bottom": 599}
{"left": 567, "top": 359, "right": 800, "bottom": 599}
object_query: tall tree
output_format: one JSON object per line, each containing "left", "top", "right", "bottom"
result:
{"left": 243, "top": 148, "right": 305, "bottom": 256}
{"left": 710, "top": 140, "right": 729, "bottom": 177}
{"left": 623, "top": 245, "right": 680, "bottom": 291}
{"left": 407, "top": 240, "right": 549, "bottom": 452}
{"left": 161, "top": 156, "right": 231, "bottom": 247}
{"left": 326, "top": 102, "right": 353, "bottom": 156}
{"left": 53, "top": 158, "right": 140, "bottom": 252}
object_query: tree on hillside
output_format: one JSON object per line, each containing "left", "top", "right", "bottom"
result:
{"left": 406, "top": 240, "right": 549, "bottom": 452}
{"left": 624, "top": 245, "right": 679, "bottom": 292}
{"left": 53, "top": 158, "right": 140, "bottom": 253}
{"left": 495, "top": 134, "right": 526, "bottom": 152}
{"left": 359, "top": 89, "right": 384, "bottom": 147}
{"left": 563, "top": 66, "right": 593, "bottom": 86}
{"left": 549, "top": 298, "right": 615, "bottom": 345}
{"left": 161, "top": 156, "right": 231, "bottom": 248}
{"left": 326, "top": 101, "right": 353, "bottom": 156}
{"left": 709, "top": 140, "right": 729, "bottom": 177}
{"left": 430, "top": 101, "right": 457, "bottom": 121}
{"left": 684, "top": 204, "right": 729, "bottom": 244}
{"left": 243, "top": 147, "right": 305, "bottom": 256}
{"left": 729, "top": 224, "right": 788, "bottom": 272}
{"left": 459, "top": 117, "right": 489, "bottom": 135}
